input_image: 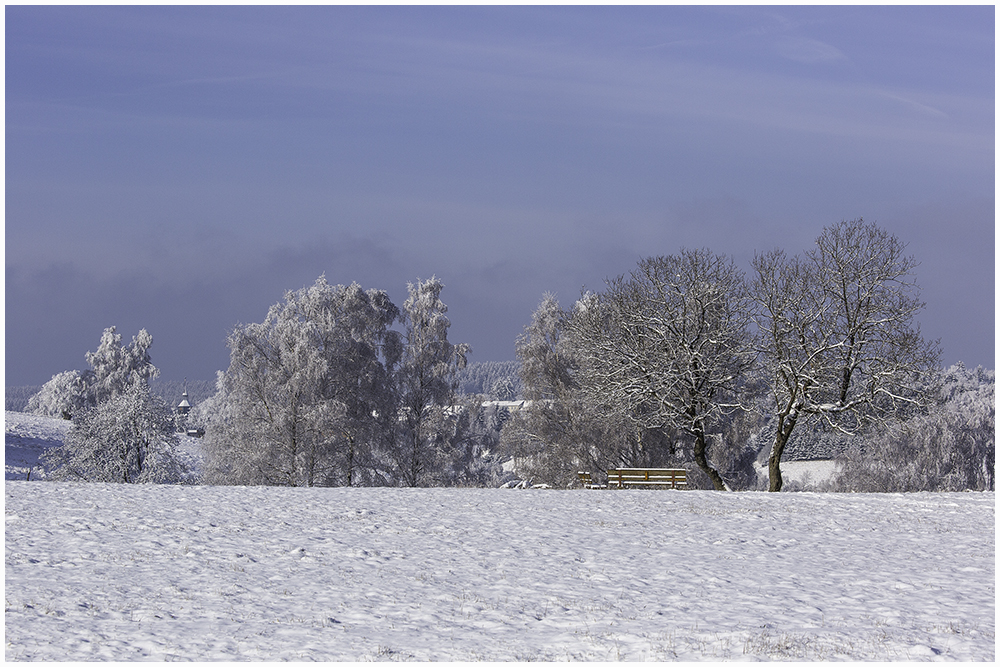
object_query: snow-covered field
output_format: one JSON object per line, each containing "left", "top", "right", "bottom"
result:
{"left": 5, "top": 481, "right": 994, "bottom": 661}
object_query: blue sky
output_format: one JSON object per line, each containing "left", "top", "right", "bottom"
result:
{"left": 5, "top": 5, "right": 994, "bottom": 386}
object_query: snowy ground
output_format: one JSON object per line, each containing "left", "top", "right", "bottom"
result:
{"left": 5, "top": 482, "right": 994, "bottom": 661}
{"left": 753, "top": 459, "right": 841, "bottom": 489}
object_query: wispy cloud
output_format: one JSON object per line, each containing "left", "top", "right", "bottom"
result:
{"left": 774, "top": 36, "right": 847, "bottom": 64}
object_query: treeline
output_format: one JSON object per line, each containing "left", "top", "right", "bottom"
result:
{"left": 455, "top": 361, "right": 523, "bottom": 400}
{"left": 7, "top": 368, "right": 507, "bottom": 412}
{"left": 6, "top": 386, "right": 41, "bottom": 412}
{"left": 18, "top": 220, "right": 995, "bottom": 491}
{"left": 26, "top": 277, "right": 513, "bottom": 487}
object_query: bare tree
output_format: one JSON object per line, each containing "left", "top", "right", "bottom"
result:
{"left": 570, "top": 250, "right": 757, "bottom": 490}
{"left": 752, "top": 219, "right": 940, "bottom": 491}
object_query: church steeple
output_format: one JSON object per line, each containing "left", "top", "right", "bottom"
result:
{"left": 177, "top": 378, "right": 191, "bottom": 415}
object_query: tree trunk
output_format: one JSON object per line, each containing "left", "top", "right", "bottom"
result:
{"left": 692, "top": 422, "right": 728, "bottom": 491}
{"left": 346, "top": 434, "right": 355, "bottom": 487}
{"left": 768, "top": 412, "right": 797, "bottom": 492}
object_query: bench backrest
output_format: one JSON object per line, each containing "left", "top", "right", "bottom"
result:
{"left": 606, "top": 468, "right": 687, "bottom": 489}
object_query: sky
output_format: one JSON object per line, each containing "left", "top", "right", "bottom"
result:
{"left": 5, "top": 5, "right": 995, "bottom": 386}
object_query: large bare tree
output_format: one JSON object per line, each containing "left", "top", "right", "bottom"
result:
{"left": 752, "top": 219, "right": 940, "bottom": 491}
{"left": 570, "top": 249, "right": 757, "bottom": 490}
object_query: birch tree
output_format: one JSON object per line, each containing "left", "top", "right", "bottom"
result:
{"left": 204, "top": 276, "right": 401, "bottom": 486}
{"left": 28, "top": 327, "right": 158, "bottom": 419}
{"left": 394, "top": 277, "right": 470, "bottom": 486}
{"left": 752, "top": 219, "right": 940, "bottom": 491}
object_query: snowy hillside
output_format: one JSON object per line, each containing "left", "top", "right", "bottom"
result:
{"left": 4, "top": 411, "right": 71, "bottom": 479}
{"left": 5, "top": 483, "right": 993, "bottom": 661}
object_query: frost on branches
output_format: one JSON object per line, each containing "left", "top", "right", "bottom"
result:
{"left": 500, "top": 293, "right": 695, "bottom": 489}
{"left": 42, "top": 375, "right": 187, "bottom": 483}
{"left": 394, "top": 277, "right": 471, "bottom": 487}
{"left": 27, "top": 327, "right": 158, "bottom": 419}
{"left": 835, "top": 363, "right": 994, "bottom": 492}
{"left": 203, "top": 276, "right": 401, "bottom": 487}
{"left": 570, "top": 250, "right": 757, "bottom": 491}
{"left": 752, "top": 219, "right": 940, "bottom": 491}
{"left": 31, "top": 327, "right": 188, "bottom": 483}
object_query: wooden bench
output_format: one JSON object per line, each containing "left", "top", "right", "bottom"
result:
{"left": 606, "top": 468, "right": 687, "bottom": 489}
{"left": 577, "top": 471, "right": 606, "bottom": 489}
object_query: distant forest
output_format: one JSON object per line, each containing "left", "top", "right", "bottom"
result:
{"left": 455, "top": 361, "right": 523, "bottom": 400}
{"left": 5, "top": 361, "right": 523, "bottom": 413}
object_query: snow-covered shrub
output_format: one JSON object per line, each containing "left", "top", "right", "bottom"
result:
{"left": 834, "top": 364, "right": 994, "bottom": 492}
{"left": 43, "top": 383, "right": 187, "bottom": 483}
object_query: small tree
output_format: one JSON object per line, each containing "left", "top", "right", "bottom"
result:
{"left": 394, "top": 277, "right": 470, "bottom": 486}
{"left": 752, "top": 219, "right": 941, "bottom": 491}
{"left": 43, "top": 383, "right": 185, "bottom": 483}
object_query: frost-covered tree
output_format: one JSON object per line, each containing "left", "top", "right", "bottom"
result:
{"left": 500, "top": 293, "right": 589, "bottom": 486}
{"left": 26, "top": 370, "right": 89, "bottom": 420}
{"left": 84, "top": 327, "right": 158, "bottom": 405}
{"left": 43, "top": 383, "right": 186, "bottom": 483}
{"left": 752, "top": 219, "right": 940, "bottom": 491}
{"left": 570, "top": 250, "right": 757, "bottom": 490}
{"left": 393, "top": 277, "right": 470, "bottom": 486}
{"left": 204, "top": 277, "right": 401, "bottom": 487}
{"left": 835, "top": 363, "right": 994, "bottom": 492}
{"left": 28, "top": 327, "right": 159, "bottom": 419}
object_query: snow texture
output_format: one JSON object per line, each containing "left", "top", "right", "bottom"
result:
{"left": 5, "top": 482, "right": 994, "bottom": 661}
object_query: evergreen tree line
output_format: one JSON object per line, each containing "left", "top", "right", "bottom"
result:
{"left": 6, "top": 386, "right": 42, "bottom": 412}
{"left": 20, "top": 220, "right": 994, "bottom": 491}
{"left": 455, "top": 361, "right": 523, "bottom": 400}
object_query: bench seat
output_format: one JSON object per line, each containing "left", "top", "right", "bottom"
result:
{"left": 606, "top": 468, "right": 687, "bottom": 489}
